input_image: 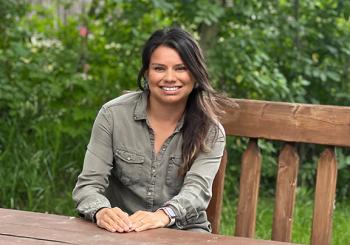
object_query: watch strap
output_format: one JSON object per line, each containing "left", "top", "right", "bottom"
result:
{"left": 158, "top": 207, "right": 176, "bottom": 227}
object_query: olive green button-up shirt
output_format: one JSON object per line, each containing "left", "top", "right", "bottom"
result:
{"left": 72, "top": 91, "right": 225, "bottom": 231}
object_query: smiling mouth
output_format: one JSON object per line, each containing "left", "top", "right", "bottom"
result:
{"left": 160, "top": 86, "right": 181, "bottom": 91}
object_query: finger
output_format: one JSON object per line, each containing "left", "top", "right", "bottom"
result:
{"left": 97, "top": 209, "right": 126, "bottom": 233}
{"left": 98, "top": 219, "right": 117, "bottom": 233}
{"left": 96, "top": 209, "right": 120, "bottom": 232}
{"left": 113, "top": 207, "right": 129, "bottom": 219}
{"left": 115, "top": 209, "right": 132, "bottom": 227}
{"left": 104, "top": 215, "right": 125, "bottom": 233}
{"left": 107, "top": 208, "right": 131, "bottom": 231}
{"left": 97, "top": 214, "right": 121, "bottom": 233}
{"left": 130, "top": 219, "right": 144, "bottom": 230}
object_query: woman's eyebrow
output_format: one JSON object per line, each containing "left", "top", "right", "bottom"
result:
{"left": 150, "top": 63, "right": 185, "bottom": 66}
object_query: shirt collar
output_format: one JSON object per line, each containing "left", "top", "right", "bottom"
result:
{"left": 174, "top": 114, "right": 185, "bottom": 133}
{"left": 133, "top": 91, "right": 148, "bottom": 121}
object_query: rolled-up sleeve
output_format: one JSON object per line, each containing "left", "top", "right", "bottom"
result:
{"left": 165, "top": 123, "right": 225, "bottom": 227}
{"left": 72, "top": 106, "right": 114, "bottom": 221}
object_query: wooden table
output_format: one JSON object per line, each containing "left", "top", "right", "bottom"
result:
{"left": 0, "top": 208, "right": 300, "bottom": 245}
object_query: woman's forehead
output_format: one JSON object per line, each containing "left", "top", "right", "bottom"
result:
{"left": 150, "top": 46, "right": 184, "bottom": 65}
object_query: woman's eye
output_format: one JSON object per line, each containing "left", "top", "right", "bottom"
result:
{"left": 154, "top": 66, "right": 165, "bottom": 72}
{"left": 176, "top": 66, "right": 187, "bottom": 72}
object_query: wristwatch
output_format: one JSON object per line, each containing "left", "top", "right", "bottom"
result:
{"left": 159, "top": 206, "right": 176, "bottom": 227}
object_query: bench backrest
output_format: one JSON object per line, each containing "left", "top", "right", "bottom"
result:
{"left": 207, "top": 98, "right": 350, "bottom": 245}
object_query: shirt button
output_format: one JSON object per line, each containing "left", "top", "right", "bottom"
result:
{"left": 152, "top": 169, "right": 156, "bottom": 173}
{"left": 147, "top": 192, "right": 151, "bottom": 196}
{"left": 127, "top": 157, "right": 131, "bottom": 161}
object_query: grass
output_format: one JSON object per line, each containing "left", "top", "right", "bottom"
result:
{"left": 0, "top": 123, "right": 82, "bottom": 216}
{"left": 220, "top": 188, "right": 350, "bottom": 244}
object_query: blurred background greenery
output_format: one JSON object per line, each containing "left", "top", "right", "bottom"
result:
{"left": 0, "top": 0, "right": 349, "bottom": 244}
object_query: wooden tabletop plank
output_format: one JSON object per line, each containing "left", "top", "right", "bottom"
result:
{"left": 0, "top": 235, "right": 60, "bottom": 245}
{"left": 0, "top": 208, "right": 300, "bottom": 245}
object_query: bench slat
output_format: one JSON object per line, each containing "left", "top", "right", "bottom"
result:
{"left": 235, "top": 138, "right": 262, "bottom": 237}
{"left": 222, "top": 99, "right": 350, "bottom": 147}
{"left": 311, "top": 147, "right": 337, "bottom": 245}
{"left": 272, "top": 143, "right": 299, "bottom": 242}
{"left": 207, "top": 150, "right": 228, "bottom": 234}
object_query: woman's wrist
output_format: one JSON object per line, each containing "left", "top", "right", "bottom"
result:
{"left": 94, "top": 207, "right": 108, "bottom": 223}
{"left": 155, "top": 209, "right": 170, "bottom": 227}
{"left": 157, "top": 207, "right": 176, "bottom": 227}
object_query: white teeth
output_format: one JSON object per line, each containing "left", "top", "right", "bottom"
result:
{"left": 162, "top": 87, "right": 179, "bottom": 91}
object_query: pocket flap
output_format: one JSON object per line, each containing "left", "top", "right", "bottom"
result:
{"left": 115, "top": 149, "right": 144, "bottom": 164}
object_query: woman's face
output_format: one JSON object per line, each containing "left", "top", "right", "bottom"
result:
{"left": 146, "top": 45, "right": 195, "bottom": 107}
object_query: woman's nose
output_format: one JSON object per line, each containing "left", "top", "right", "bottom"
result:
{"left": 164, "top": 69, "right": 176, "bottom": 82}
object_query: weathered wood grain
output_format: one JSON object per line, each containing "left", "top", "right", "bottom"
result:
{"left": 235, "top": 139, "right": 262, "bottom": 238}
{"left": 0, "top": 235, "right": 58, "bottom": 245}
{"left": 221, "top": 99, "right": 350, "bottom": 147}
{"left": 311, "top": 147, "right": 337, "bottom": 245}
{"left": 0, "top": 208, "right": 300, "bottom": 245}
{"left": 272, "top": 143, "right": 299, "bottom": 242}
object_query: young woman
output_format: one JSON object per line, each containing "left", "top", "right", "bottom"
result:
{"left": 73, "top": 27, "right": 227, "bottom": 233}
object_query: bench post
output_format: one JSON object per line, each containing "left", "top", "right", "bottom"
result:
{"left": 311, "top": 147, "right": 337, "bottom": 245}
{"left": 272, "top": 143, "right": 299, "bottom": 241}
{"left": 207, "top": 150, "right": 228, "bottom": 234}
{"left": 235, "top": 138, "right": 262, "bottom": 237}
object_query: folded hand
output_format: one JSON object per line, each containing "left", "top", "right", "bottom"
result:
{"left": 95, "top": 207, "right": 132, "bottom": 233}
{"left": 129, "top": 209, "right": 170, "bottom": 232}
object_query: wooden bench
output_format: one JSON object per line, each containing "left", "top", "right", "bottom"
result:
{"left": 207, "top": 99, "right": 350, "bottom": 245}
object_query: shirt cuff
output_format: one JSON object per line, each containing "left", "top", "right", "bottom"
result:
{"left": 76, "top": 195, "right": 111, "bottom": 221}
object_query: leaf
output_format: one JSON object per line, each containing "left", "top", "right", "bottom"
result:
{"left": 327, "top": 71, "right": 340, "bottom": 82}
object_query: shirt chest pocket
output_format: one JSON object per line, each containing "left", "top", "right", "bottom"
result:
{"left": 166, "top": 156, "right": 185, "bottom": 195}
{"left": 114, "top": 148, "right": 145, "bottom": 186}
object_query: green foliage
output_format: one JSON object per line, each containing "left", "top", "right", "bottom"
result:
{"left": 207, "top": 1, "right": 350, "bottom": 105}
{"left": 0, "top": 1, "right": 349, "bottom": 242}
{"left": 0, "top": 121, "right": 81, "bottom": 214}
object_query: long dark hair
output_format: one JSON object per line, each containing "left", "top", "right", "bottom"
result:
{"left": 137, "top": 27, "right": 228, "bottom": 174}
